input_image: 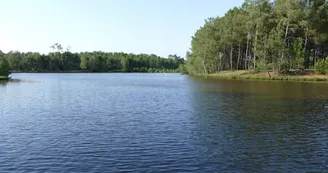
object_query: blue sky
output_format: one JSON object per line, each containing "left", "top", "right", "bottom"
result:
{"left": 0, "top": 0, "right": 243, "bottom": 57}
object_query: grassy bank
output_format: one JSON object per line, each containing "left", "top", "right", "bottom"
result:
{"left": 0, "top": 76, "right": 9, "bottom": 80}
{"left": 200, "top": 70, "right": 328, "bottom": 82}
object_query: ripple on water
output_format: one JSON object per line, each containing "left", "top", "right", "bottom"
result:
{"left": 0, "top": 73, "right": 328, "bottom": 172}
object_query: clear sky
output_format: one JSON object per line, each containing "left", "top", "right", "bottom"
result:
{"left": 0, "top": 0, "right": 244, "bottom": 57}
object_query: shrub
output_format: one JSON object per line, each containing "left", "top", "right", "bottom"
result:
{"left": 279, "top": 59, "right": 289, "bottom": 73}
{"left": 267, "top": 63, "right": 277, "bottom": 72}
{"left": 178, "top": 64, "right": 188, "bottom": 74}
{"left": 0, "top": 57, "right": 10, "bottom": 77}
{"left": 139, "top": 67, "right": 147, "bottom": 72}
{"left": 256, "top": 59, "right": 266, "bottom": 72}
{"left": 314, "top": 59, "right": 327, "bottom": 74}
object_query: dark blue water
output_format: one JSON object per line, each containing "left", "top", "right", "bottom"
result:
{"left": 1, "top": 73, "right": 328, "bottom": 172}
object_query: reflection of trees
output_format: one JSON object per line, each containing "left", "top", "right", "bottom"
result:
{"left": 189, "top": 76, "right": 328, "bottom": 99}
{"left": 187, "top": 77, "right": 328, "bottom": 171}
{"left": 0, "top": 81, "right": 7, "bottom": 86}
{"left": 0, "top": 79, "right": 23, "bottom": 87}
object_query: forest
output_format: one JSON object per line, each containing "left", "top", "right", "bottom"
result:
{"left": 185, "top": 0, "right": 328, "bottom": 75}
{"left": 0, "top": 43, "right": 185, "bottom": 76}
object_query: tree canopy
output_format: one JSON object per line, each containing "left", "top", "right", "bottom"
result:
{"left": 0, "top": 51, "right": 10, "bottom": 77}
{"left": 186, "top": 0, "right": 328, "bottom": 75}
{"left": 0, "top": 50, "right": 185, "bottom": 73}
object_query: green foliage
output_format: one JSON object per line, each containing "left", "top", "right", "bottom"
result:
{"left": 120, "top": 57, "right": 130, "bottom": 72}
{"left": 148, "top": 68, "right": 156, "bottom": 73}
{"left": 178, "top": 64, "right": 188, "bottom": 74}
{"left": 280, "top": 59, "right": 290, "bottom": 73}
{"left": 314, "top": 59, "right": 327, "bottom": 74}
{"left": 0, "top": 56, "right": 10, "bottom": 77}
{"left": 61, "top": 52, "right": 80, "bottom": 70}
{"left": 80, "top": 55, "right": 89, "bottom": 70}
{"left": 293, "top": 40, "right": 305, "bottom": 70}
{"left": 267, "top": 63, "right": 277, "bottom": 72}
{"left": 186, "top": 0, "right": 328, "bottom": 74}
{"left": 6, "top": 51, "right": 22, "bottom": 71}
{"left": 255, "top": 59, "right": 267, "bottom": 72}
{"left": 3, "top": 50, "right": 184, "bottom": 73}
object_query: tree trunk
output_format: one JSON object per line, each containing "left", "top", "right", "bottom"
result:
{"left": 278, "top": 51, "right": 281, "bottom": 75}
{"left": 237, "top": 44, "right": 241, "bottom": 70}
{"left": 254, "top": 30, "right": 258, "bottom": 71}
{"left": 219, "top": 52, "right": 222, "bottom": 72}
{"left": 244, "top": 54, "right": 247, "bottom": 70}
{"left": 245, "top": 34, "right": 249, "bottom": 70}
{"left": 281, "top": 25, "right": 289, "bottom": 60}
{"left": 230, "top": 45, "right": 233, "bottom": 71}
{"left": 202, "top": 56, "right": 207, "bottom": 74}
{"left": 264, "top": 42, "right": 271, "bottom": 78}
{"left": 314, "top": 49, "right": 317, "bottom": 66}
{"left": 248, "top": 42, "right": 252, "bottom": 70}
{"left": 219, "top": 56, "right": 221, "bottom": 71}
{"left": 304, "top": 27, "right": 308, "bottom": 68}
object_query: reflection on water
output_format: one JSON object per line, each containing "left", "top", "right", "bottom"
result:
{"left": 0, "top": 73, "right": 328, "bottom": 172}
{"left": 190, "top": 76, "right": 328, "bottom": 99}
{"left": 0, "top": 79, "right": 38, "bottom": 86}
{"left": 188, "top": 77, "right": 328, "bottom": 172}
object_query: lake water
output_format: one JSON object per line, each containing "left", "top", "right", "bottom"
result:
{"left": 1, "top": 73, "right": 328, "bottom": 172}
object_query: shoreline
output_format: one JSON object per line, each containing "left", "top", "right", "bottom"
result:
{"left": 0, "top": 76, "right": 9, "bottom": 81}
{"left": 197, "top": 70, "right": 328, "bottom": 82}
{"left": 10, "top": 70, "right": 178, "bottom": 73}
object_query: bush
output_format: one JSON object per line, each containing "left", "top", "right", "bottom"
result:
{"left": 0, "top": 57, "right": 10, "bottom": 77}
{"left": 139, "top": 67, "right": 147, "bottom": 72}
{"left": 256, "top": 59, "right": 266, "bottom": 72}
{"left": 314, "top": 59, "right": 327, "bottom": 74}
{"left": 178, "top": 64, "right": 188, "bottom": 74}
{"left": 267, "top": 63, "right": 277, "bottom": 72}
{"left": 279, "top": 59, "right": 289, "bottom": 73}
{"left": 147, "top": 68, "right": 154, "bottom": 73}
{"left": 296, "top": 56, "right": 305, "bottom": 70}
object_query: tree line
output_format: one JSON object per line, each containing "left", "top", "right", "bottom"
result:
{"left": 185, "top": 0, "right": 328, "bottom": 75}
{"left": 0, "top": 47, "right": 185, "bottom": 75}
{"left": 0, "top": 53, "right": 10, "bottom": 77}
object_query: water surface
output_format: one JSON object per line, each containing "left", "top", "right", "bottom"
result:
{"left": 1, "top": 73, "right": 328, "bottom": 172}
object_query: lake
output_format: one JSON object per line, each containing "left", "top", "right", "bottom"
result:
{"left": 1, "top": 73, "right": 328, "bottom": 172}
